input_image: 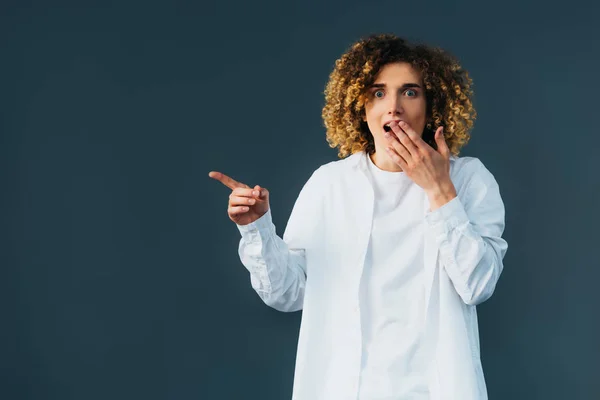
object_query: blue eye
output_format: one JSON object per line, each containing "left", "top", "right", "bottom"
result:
{"left": 374, "top": 90, "right": 384, "bottom": 98}
{"left": 405, "top": 89, "right": 417, "bottom": 97}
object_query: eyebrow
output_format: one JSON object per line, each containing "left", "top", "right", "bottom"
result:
{"left": 369, "top": 83, "right": 422, "bottom": 89}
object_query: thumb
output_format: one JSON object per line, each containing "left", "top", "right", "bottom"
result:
{"left": 435, "top": 127, "right": 449, "bottom": 158}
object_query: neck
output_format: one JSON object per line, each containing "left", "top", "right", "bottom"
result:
{"left": 369, "top": 151, "right": 403, "bottom": 172}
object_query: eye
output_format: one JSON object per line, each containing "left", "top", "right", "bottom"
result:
{"left": 405, "top": 89, "right": 417, "bottom": 97}
{"left": 374, "top": 90, "right": 384, "bottom": 98}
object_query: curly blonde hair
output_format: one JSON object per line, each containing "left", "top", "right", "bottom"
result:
{"left": 322, "top": 33, "right": 476, "bottom": 158}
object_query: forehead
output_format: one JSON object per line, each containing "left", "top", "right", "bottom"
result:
{"left": 372, "top": 61, "right": 422, "bottom": 84}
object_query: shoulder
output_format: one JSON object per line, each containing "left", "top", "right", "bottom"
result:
{"left": 451, "top": 155, "right": 499, "bottom": 188}
{"left": 450, "top": 155, "right": 503, "bottom": 211}
{"left": 296, "top": 158, "right": 343, "bottom": 196}
{"left": 308, "top": 152, "right": 359, "bottom": 181}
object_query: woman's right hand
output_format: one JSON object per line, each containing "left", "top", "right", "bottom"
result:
{"left": 208, "top": 171, "right": 270, "bottom": 226}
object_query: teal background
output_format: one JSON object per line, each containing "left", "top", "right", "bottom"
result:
{"left": 2, "top": 0, "right": 599, "bottom": 398}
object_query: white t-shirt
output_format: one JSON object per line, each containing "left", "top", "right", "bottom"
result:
{"left": 358, "top": 153, "right": 431, "bottom": 399}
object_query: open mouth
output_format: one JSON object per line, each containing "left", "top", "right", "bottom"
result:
{"left": 383, "top": 124, "right": 392, "bottom": 132}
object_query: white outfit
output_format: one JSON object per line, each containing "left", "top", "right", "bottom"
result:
{"left": 236, "top": 151, "right": 508, "bottom": 400}
{"left": 357, "top": 153, "right": 429, "bottom": 399}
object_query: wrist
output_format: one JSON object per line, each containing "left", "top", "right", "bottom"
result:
{"left": 427, "top": 182, "right": 457, "bottom": 211}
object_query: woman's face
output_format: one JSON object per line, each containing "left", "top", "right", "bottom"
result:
{"left": 363, "top": 62, "right": 427, "bottom": 154}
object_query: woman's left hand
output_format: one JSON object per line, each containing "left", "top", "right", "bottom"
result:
{"left": 385, "top": 120, "right": 457, "bottom": 209}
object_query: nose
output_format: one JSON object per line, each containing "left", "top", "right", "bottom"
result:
{"left": 387, "top": 94, "right": 403, "bottom": 115}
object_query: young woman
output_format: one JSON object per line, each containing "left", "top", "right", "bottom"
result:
{"left": 209, "top": 33, "right": 508, "bottom": 400}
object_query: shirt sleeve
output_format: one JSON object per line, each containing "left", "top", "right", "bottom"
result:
{"left": 236, "top": 167, "right": 325, "bottom": 312}
{"left": 424, "top": 159, "right": 508, "bottom": 306}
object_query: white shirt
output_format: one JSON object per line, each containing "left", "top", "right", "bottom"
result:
{"left": 236, "top": 151, "right": 508, "bottom": 400}
{"left": 357, "top": 153, "right": 429, "bottom": 399}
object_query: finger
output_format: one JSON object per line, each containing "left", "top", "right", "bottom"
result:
{"left": 397, "top": 120, "right": 429, "bottom": 152}
{"left": 229, "top": 195, "right": 257, "bottom": 207}
{"left": 386, "top": 145, "right": 409, "bottom": 170}
{"left": 228, "top": 205, "right": 250, "bottom": 215}
{"left": 390, "top": 121, "right": 419, "bottom": 156}
{"left": 254, "top": 185, "right": 269, "bottom": 200}
{"left": 390, "top": 139, "right": 412, "bottom": 164}
{"left": 232, "top": 186, "right": 267, "bottom": 200}
{"left": 435, "top": 127, "right": 450, "bottom": 158}
{"left": 384, "top": 129, "right": 406, "bottom": 151}
{"left": 232, "top": 187, "right": 259, "bottom": 198}
{"left": 208, "top": 171, "right": 248, "bottom": 190}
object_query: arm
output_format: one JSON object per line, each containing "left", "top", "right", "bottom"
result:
{"left": 236, "top": 168, "right": 324, "bottom": 312}
{"left": 424, "top": 159, "right": 508, "bottom": 306}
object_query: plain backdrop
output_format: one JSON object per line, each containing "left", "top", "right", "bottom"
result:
{"left": 1, "top": 0, "right": 599, "bottom": 399}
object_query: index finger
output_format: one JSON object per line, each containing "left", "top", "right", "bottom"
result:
{"left": 208, "top": 171, "right": 248, "bottom": 190}
{"left": 398, "top": 121, "right": 428, "bottom": 149}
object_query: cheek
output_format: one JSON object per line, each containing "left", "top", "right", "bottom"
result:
{"left": 407, "top": 98, "right": 426, "bottom": 114}
{"left": 364, "top": 102, "right": 378, "bottom": 117}
{"left": 364, "top": 105, "right": 379, "bottom": 129}
{"left": 406, "top": 102, "right": 427, "bottom": 129}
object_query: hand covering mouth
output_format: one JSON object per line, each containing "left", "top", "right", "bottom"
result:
{"left": 383, "top": 120, "right": 403, "bottom": 132}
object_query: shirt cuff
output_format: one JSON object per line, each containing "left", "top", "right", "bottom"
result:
{"left": 425, "top": 196, "right": 470, "bottom": 239}
{"left": 236, "top": 208, "right": 275, "bottom": 241}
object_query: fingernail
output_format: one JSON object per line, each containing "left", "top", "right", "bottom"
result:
{"left": 253, "top": 191, "right": 259, "bottom": 196}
